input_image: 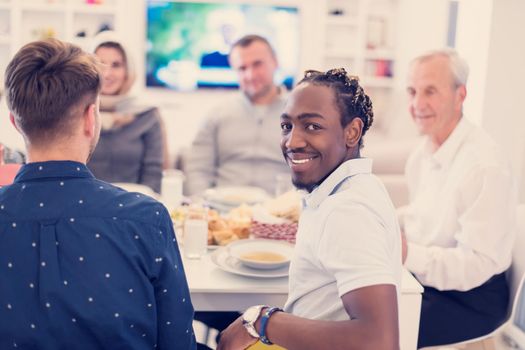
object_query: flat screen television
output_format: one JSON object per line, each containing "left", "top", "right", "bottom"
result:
{"left": 146, "top": 0, "right": 301, "bottom": 91}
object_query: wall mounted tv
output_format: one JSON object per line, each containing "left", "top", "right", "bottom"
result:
{"left": 146, "top": 0, "right": 300, "bottom": 91}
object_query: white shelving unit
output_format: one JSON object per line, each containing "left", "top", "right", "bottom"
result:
{"left": 323, "top": 0, "right": 397, "bottom": 90}
{"left": 0, "top": 0, "right": 124, "bottom": 83}
{"left": 0, "top": 0, "right": 12, "bottom": 84}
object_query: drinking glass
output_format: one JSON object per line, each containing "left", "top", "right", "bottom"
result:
{"left": 183, "top": 204, "right": 208, "bottom": 259}
{"left": 161, "top": 169, "right": 184, "bottom": 210}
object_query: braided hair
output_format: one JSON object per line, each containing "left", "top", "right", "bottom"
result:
{"left": 298, "top": 68, "right": 374, "bottom": 148}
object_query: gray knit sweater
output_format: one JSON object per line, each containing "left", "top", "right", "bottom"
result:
{"left": 87, "top": 108, "right": 163, "bottom": 193}
{"left": 185, "top": 91, "right": 290, "bottom": 196}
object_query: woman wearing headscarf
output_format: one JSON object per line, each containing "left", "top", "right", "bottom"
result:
{"left": 88, "top": 31, "right": 165, "bottom": 193}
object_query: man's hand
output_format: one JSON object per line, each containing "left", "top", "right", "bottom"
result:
{"left": 217, "top": 315, "right": 258, "bottom": 350}
{"left": 401, "top": 230, "right": 408, "bottom": 264}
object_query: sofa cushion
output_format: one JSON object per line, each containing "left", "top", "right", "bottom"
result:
{"left": 362, "top": 131, "right": 420, "bottom": 174}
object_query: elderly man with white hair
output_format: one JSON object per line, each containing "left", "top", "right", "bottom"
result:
{"left": 400, "top": 49, "right": 517, "bottom": 348}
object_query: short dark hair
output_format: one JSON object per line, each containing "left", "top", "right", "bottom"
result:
{"left": 4, "top": 38, "right": 101, "bottom": 145}
{"left": 230, "top": 34, "right": 276, "bottom": 57}
{"left": 298, "top": 68, "right": 374, "bottom": 148}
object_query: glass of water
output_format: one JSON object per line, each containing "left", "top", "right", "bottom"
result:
{"left": 183, "top": 204, "right": 208, "bottom": 259}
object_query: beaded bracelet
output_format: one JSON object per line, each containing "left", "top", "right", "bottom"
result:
{"left": 259, "top": 307, "right": 283, "bottom": 345}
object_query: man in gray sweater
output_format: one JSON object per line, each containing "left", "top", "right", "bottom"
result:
{"left": 184, "top": 34, "right": 290, "bottom": 196}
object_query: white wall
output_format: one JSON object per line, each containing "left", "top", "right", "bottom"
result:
{"left": 455, "top": 0, "right": 525, "bottom": 201}
{"left": 455, "top": 0, "right": 493, "bottom": 126}
{"left": 388, "top": 0, "right": 449, "bottom": 138}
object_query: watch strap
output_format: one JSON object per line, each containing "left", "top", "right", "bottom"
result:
{"left": 259, "top": 307, "right": 283, "bottom": 345}
{"left": 242, "top": 304, "right": 267, "bottom": 338}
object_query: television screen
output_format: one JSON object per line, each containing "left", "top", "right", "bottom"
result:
{"left": 146, "top": 1, "right": 300, "bottom": 90}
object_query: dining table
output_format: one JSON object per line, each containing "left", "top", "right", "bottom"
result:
{"left": 182, "top": 248, "right": 424, "bottom": 350}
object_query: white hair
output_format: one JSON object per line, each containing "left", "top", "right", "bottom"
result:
{"left": 411, "top": 48, "right": 469, "bottom": 87}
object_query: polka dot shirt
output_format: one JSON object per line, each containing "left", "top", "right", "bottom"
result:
{"left": 0, "top": 161, "right": 196, "bottom": 349}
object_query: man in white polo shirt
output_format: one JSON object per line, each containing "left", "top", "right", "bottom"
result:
{"left": 217, "top": 68, "right": 402, "bottom": 350}
{"left": 401, "top": 49, "right": 516, "bottom": 348}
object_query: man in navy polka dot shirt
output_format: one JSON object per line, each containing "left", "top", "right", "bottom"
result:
{"left": 0, "top": 39, "right": 196, "bottom": 349}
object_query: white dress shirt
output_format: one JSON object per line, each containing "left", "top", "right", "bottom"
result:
{"left": 285, "top": 158, "right": 402, "bottom": 320}
{"left": 401, "top": 118, "right": 516, "bottom": 291}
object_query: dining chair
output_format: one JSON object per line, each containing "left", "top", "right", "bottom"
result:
{"left": 0, "top": 164, "right": 22, "bottom": 185}
{"left": 422, "top": 204, "right": 525, "bottom": 350}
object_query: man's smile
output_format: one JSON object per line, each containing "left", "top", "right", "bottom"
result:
{"left": 290, "top": 158, "right": 313, "bottom": 164}
{"left": 285, "top": 152, "right": 319, "bottom": 171}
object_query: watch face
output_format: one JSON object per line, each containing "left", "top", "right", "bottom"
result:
{"left": 243, "top": 305, "right": 263, "bottom": 323}
{"left": 243, "top": 305, "right": 265, "bottom": 338}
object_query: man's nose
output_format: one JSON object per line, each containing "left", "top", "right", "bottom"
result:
{"left": 412, "top": 93, "right": 427, "bottom": 111}
{"left": 284, "top": 128, "right": 306, "bottom": 149}
{"left": 244, "top": 67, "right": 254, "bottom": 80}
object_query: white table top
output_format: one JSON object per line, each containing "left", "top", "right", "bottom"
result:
{"left": 183, "top": 251, "right": 288, "bottom": 294}
{"left": 183, "top": 248, "right": 423, "bottom": 350}
{"left": 182, "top": 249, "right": 423, "bottom": 300}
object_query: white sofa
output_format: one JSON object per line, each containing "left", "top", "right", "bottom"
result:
{"left": 363, "top": 132, "right": 417, "bottom": 208}
{"left": 361, "top": 101, "right": 420, "bottom": 208}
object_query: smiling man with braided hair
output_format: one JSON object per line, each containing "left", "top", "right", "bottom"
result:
{"left": 218, "top": 68, "right": 402, "bottom": 350}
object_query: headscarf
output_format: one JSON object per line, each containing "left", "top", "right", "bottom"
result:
{"left": 92, "top": 31, "right": 149, "bottom": 130}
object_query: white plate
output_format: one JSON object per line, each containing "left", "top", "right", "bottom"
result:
{"left": 204, "top": 186, "right": 270, "bottom": 207}
{"left": 227, "top": 239, "right": 293, "bottom": 270}
{"left": 210, "top": 241, "right": 292, "bottom": 278}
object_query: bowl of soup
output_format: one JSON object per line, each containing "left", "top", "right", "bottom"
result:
{"left": 227, "top": 239, "right": 294, "bottom": 270}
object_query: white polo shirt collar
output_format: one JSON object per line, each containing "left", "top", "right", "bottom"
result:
{"left": 302, "top": 158, "right": 373, "bottom": 209}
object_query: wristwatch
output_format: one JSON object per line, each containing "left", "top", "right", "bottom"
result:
{"left": 242, "top": 305, "right": 267, "bottom": 338}
{"left": 259, "top": 307, "right": 283, "bottom": 345}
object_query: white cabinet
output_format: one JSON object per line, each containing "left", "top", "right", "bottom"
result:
{"left": 323, "top": 0, "right": 397, "bottom": 89}
{"left": 0, "top": 0, "right": 12, "bottom": 81}
{"left": 0, "top": 0, "right": 123, "bottom": 82}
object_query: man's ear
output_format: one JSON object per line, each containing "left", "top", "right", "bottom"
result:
{"left": 9, "top": 113, "right": 20, "bottom": 133}
{"left": 457, "top": 84, "right": 467, "bottom": 104}
{"left": 345, "top": 117, "right": 363, "bottom": 148}
{"left": 83, "top": 103, "right": 97, "bottom": 138}
{"left": 271, "top": 53, "right": 279, "bottom": 70}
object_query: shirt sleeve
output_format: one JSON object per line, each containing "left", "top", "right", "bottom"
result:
{"left": 405, "top": 165, "right": 516, "bottom": 291}
{"left": 318, "top": 203, "right": 399, "bottom": 297}
{"left": 184, "top": 115, "right": 218, "bottom": 196}
{"left": 153, "top": 206, "right": 197, "bottom": 350}
{"left": 139, "top": 109, "right": 163, "bottom": 194}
